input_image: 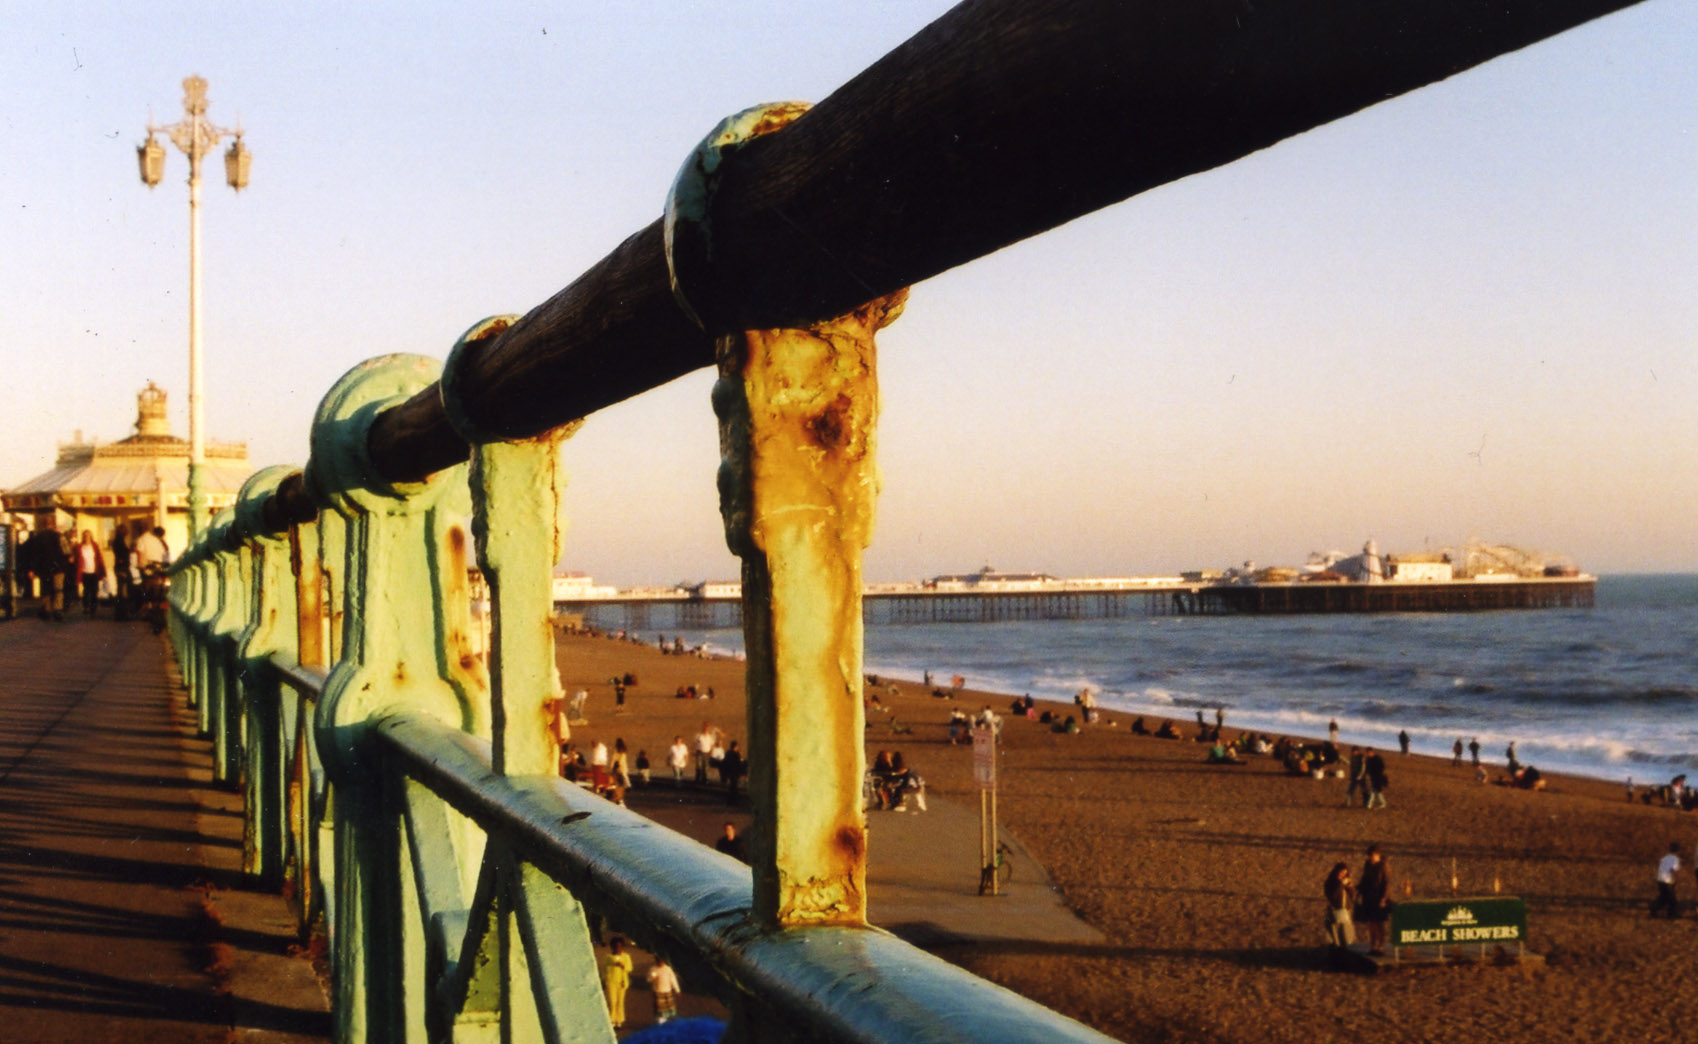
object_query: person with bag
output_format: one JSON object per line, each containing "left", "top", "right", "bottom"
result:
{"left": 1324, "top": 862, "right": 1356, "bottom": 949}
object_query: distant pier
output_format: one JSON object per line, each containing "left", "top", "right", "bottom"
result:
{"left": 558, "top": 576, "right": 1596, "bottom": 631}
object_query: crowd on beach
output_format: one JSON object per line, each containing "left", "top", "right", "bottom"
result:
{"left": 549, "top": 672, "right": 747, "bottom": 806}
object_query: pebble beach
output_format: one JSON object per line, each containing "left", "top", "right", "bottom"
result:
{"left": 555, "top": 630, "right": 1698, "bottom": 1044}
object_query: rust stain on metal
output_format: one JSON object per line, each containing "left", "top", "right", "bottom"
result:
{"left": 835, "top": 824, "right": 865, "bottom": 861}
{"left": 716, "top": 285, "right": 907, "bottom": 928}
{"left": 805, "top": 394, "right": 852, "bottom": 450}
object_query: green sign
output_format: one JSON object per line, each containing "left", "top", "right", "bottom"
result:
{"left": 1390, "top": 897, "right": 1526, "bottom": 947}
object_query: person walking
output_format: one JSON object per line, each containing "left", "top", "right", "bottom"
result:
{"left": 1328, "top": 718, "right": 1340, "bottom": 744}
{"left": 1452, "top": 737, "right": 1464, "bottom": 767}
{"left": 1468, "top": 736, "right": 1481, "bottom": 767}
{"left": 601, "top": 937, "right": 633, "bottom": 1029}
{"left": 1364, "top": 748, "right": 1389, "bottom": 809}
{"left": 1357, "top": 844, "right": 1392, "bottom": 954}
{"left": 1324, "top": 862, "right": 1356, "bottom": 949}
{"left": 22, "top": 519, "right": 73, "bottom": 621}
{"left": 1651, "top": 842, "right": 1681, "bottom": 919}
{"left": 646, "top": 956, "right": 680, "bottom": 1023}
{"left": 1344, "top": 747, "right": 1366, "bottom": 807}
{"left": 1397, "top": 729, "right": 1411, "bottom": 755}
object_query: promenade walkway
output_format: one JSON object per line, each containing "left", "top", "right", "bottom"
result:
{"left": 0, "top": 613, "right": 1096, "bottom": 1041}
{"left": 0, "top": 615, "right": 329, "bottom": 1043}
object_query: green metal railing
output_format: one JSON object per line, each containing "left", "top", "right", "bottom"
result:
{"left": 163, "top": 2, "right": 1641, "bottom": 1041}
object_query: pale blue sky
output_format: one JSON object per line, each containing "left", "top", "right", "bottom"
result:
{"left": 3, "top": 1, "right": 1693, "bottom": 584}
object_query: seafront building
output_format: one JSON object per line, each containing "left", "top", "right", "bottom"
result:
{"left": 2, "top": 383, "right": 253, "bottom": 568}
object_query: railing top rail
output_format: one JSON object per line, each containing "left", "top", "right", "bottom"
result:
{"left": 269, "top": 653, "right": 327, "bottom": 699}
{"left": 236, "top": 0, "right": 1641, "bottom": 533}
{"left": 376, "top": 711, "right": 1118, "bottom": 1044}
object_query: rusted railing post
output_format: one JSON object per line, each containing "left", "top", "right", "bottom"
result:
{"left": 287, "top": 517, "right": 331, "bottom": 932}
{"left": 669, "top": 103, "right": 908, "bottom": 930}
{"left": 207, "top": 509, "right": 251, "bottom": 784}
{"left": 235, "top": 466, "right": 299, "bottom": 885}
{"left": 308, "top": 354, "right": 489, "bottom": 1043}
{"left": 450, "top": 316, "right": 613, "bottom": 1041}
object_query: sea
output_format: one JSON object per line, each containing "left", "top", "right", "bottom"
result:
{"left": 631, "top": 573, "right": 1698, "bottom": 787}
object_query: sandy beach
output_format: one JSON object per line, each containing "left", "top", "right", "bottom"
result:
{"left": 555, "top": 629, "right": 1698, "bottom": 1044}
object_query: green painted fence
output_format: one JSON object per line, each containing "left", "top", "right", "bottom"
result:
{"left": 162, "top": 2, "right": 1641, "bottom": 1041}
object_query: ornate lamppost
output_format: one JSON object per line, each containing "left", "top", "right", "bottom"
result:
{"left": 137, "top": 75, "right": 250, "bottom": 540}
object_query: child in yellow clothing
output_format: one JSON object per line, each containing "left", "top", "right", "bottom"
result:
{"left": 601, "top": 937, "right": 633, "bottom": 1029}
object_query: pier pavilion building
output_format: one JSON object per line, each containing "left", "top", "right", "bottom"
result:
{"left": 2, "top": 383, "right": 252, "bottom": 562}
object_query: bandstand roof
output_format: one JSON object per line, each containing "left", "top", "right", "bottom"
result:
{"left": 1, "top": 383, "right": 252, "bottom": 515}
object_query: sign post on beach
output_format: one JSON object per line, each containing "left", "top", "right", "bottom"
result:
{"left": 974, "top": 724, "right": 1000, "bottom": 895}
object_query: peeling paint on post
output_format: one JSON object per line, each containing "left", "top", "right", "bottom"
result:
{"left": 307, "top": 354, "right": 490, "bottom": 1043}
{"left": 449, "top": 315, "right": 575, "bottom": 779}
{"left": 207, "top": 510, "right": 250, "bottom": 785}
{"left": 668, "top": 101, "right": 910, "bottom": 927}
{"left": 715, "top": 291, "right": 906, "bottom": 927}
{"left": 456, "top": 317, "right": 612, "bottom": 1042}
{"left": 236, "top": 465, "right": 300, "bottom": 885}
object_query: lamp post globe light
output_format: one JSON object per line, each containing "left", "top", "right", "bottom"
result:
{"left": 137, "top": 75, "right": 250, "bottom": 540}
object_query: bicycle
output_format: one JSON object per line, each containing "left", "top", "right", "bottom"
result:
{"left": 141, "top": 569, "right": 169, "bottom": 635}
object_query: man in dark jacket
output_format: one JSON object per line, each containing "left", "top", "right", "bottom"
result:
{"left": 21, "top": 517, "right": 74, "bottom": 621}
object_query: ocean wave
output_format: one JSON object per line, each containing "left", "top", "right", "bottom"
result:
{"left": 1527, "top": 686, "right": 1698, "bottom": 708}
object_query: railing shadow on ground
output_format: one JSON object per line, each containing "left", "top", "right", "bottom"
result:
{"left": 156, "top": 2, "right": 1647, "bottom": 1041}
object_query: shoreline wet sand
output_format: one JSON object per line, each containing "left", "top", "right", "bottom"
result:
{"left": 555, "top": 630, "right": 1697, "bottom": 1044}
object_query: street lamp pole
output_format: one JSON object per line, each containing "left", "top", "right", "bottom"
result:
{"left": 138, "top": 75, "right": 250, "bottom": 540}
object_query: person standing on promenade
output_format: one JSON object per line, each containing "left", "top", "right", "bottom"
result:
{"left": 1651, "top": 842, "right": 1681, "bottom": 919}
{"left": 601, "top": 937, "right": 633, "bottom": 1030}
{"left": 1364, "top": 748, "right": 1389, "bottom": 809}
{"left": 1468, "top": 737, "right": 1481, "bottom": 767}
{"left": 1397, "top": 729, "right": 1411, "bottom": 755}
{"left": 1357, "top": 844, "right": 1392, "bottom": 954}
{"left": 721, "top": 740, "right": 745, "bottom": 802}
{"left": 612, "top": 738, "right": 632, "bottom": 791}
{"left": 110, "top": 527, "right": 131, "bottom": 619}
{"left": 668, "top": 735, "right": 689, "bottom": 786}
{"left": 75, "top": 530, "right": 104, "bottom": 617}
{"left": 694, "top": 722, "right": 717, "bottom": 783}
{"left": 1324, "top": 862, "right": 1356, "bottom": 949}
{"left": 1452, "top": 738, "right": 1464, "bottom": 767}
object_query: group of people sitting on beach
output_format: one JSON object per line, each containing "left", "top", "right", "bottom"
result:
{"left": 869, "top": 750, "right": 926, "bottom": 812}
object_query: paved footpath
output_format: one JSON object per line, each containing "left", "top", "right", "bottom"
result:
{"left": 0, "top": 615, "right": 329, "bottom": 1043}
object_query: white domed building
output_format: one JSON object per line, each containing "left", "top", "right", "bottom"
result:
{"left": 3, "top": 382, "right": 252, "bottom": 563}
